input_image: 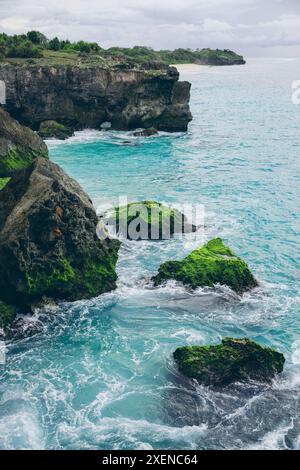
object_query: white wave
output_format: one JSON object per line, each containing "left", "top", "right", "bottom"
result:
{"left": 292, "top": 341, "right": 300, "bottom": 365}
{"left": 247, "top": 421, "right": 294, "bottom": 450}
{"left": 57, "top": 417, "right": 207, "bottom": 450}
{"left": 273, "top": 369, "right": 300, "bottom": 391}
{"left": 170, "top": 329, "right": 206, "bottom": 344}
{"left": 45, "top": 128, "right": 185, "bottom": 149}
{"left": 0, "top": 410, "right": 45, "bottom": 450}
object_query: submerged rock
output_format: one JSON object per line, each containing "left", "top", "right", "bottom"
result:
{"left": 0, "top": 158, "right": 121, "bottom": 311}
{"left": 105, "top": 200, "right": 197, "bottom": 241}
{"left": 174, "top": 338, "right": 285, "bottom": 386}
{"left": 0, "top": 106, "right": 48, "bottom": 177}
{"left": 152, "top": 238, "right": 257, "bottom": 293}
{"left": 38, "top": 120, "right": 74, "bottom": 140}
{"left": 133, "top": 127, "right": 158, "bottom": 137}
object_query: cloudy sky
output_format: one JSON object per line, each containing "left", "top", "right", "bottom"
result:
{"left": 1, "top": 0, "right": 300, "bottom": 57}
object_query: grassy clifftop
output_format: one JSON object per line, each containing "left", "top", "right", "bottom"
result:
{"left": 0, "top": 31, "right": 246, "bottom": 68}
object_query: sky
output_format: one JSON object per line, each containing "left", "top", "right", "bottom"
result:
{"left": 1, "top": 0, "right": 300, "bottom": 57}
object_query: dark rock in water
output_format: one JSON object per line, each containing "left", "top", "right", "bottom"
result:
{"left": 174, "top": 338, "right": 285, "bottom": 386}
{"left": 0, "top": 158, "right": 121, "bottom": 311}
{"left": 38, "top": 120, "right": 74, "bottom": 140}
{"left": 0, "top": 65, "right": 192, "bottom": 132}
{"left": 0, "top": 300, "right": 16, "bottom": 330}
{"left": 133, "top": 127, "right": 158, "bottom": 137}
{"left": 4, "top": 316, "right": 45, "bottom": 340}
{"left": 105, "top": 200, "right": 197, "bottom": 241}
{"left": 152, "top": 238, "right": 258, "bottom": 293}
{"left": 0, "top": 106, "right": 48, "bottom": 177}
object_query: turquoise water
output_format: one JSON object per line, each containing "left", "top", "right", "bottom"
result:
{"left": 1, "top": 58, "right": 300, "bottom": 450}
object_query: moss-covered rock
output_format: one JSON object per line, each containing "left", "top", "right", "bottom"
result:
{"left": 0, "top": 177, "right": 10, "bottom": 190}
{"left": 38, "top": 120, "right": 74, "bottom": 140}
{"left": 0, "top": 106, "right": 48, "bottom": 177}
{"left": 174, "top": 338, "right": 285, "bottom": 386}
{"left": 0, "top": 158, "right": 120, "bottom": 310}
{"left": 152, "top": 238, "right": 258, "bottom": 293}
{"left": 0, "top": 300, "right": 17, "bottom": 330}
{"left": 105, "top": 200, "right": 197, "bottom": 241}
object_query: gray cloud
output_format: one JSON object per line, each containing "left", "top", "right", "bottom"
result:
{"left": 1, "top": 0, "right": 300, "bottom": 57}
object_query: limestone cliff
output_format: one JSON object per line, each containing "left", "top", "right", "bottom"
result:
{"left": 0, "top": 64, "right": 192, "bottom": 132}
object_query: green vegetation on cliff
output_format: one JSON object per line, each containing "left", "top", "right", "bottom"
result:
{"left": 174, "top": 338, "right": 285, "bottom": 386}
{"left": 0, "top": 31, "right": 245, "bottom": 67}
{"left": 0, "top": 177, "right": 10, "bottom": 190}
{"left": 106, "top": 46, "right": 245, "bottom": 66}
{"left": 0, "top": 106, "right": 48, "bottom": 177}
{"left": 153, "top": 238, "right": 258, "bottom": 293}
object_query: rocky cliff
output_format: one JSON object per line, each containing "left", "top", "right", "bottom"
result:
{"left": 0, "top": 158, "right": 120, "bottom": 313}
{"left": 0, "top": 64, "right": 192, "bottom": 132}
{"left": 0, "top": 106, "right": 48, "bottom": 177}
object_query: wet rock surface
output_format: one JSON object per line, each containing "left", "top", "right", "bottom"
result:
{"left": 0, "top": 106, "right": 48, "bottom": 177}
{"left": 173, "top": 338, "right": 285, "bottom": 386}
{"left": 0, "top": 158, "right": 121, "bottom": 312}
{"left": 105, "top": 200, "right": 197, "bottom": 241}
{"left": 153, "top": 238, "right": 258, "bottom": 293}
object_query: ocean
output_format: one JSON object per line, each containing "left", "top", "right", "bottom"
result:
{"left": 0, "top": 58, "right": 300, "bottom": 450}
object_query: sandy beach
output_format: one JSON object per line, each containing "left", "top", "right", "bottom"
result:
{"left": 171, "top": 63, "right": 206, "bottom": 71}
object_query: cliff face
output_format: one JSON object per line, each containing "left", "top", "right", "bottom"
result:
{"left": 0, "top": 158, "right": 120, "bottom": 311}
{"left": 0, "top": 64, "right": 192, "bottom": 132}
{"left": 0, "top": 106, "right": 48, "bottom": 177}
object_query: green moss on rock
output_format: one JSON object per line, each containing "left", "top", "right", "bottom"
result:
{"left": 0, "top": 158, "right": 121, "bottom": 310}
{"left": 106, "top": 200, "right": 196, "bottom": 240}
{"left": 0, "top": 177, "right": 10, "bottom": 190}
{"left": 0, "top": 146, "right": 41, "bottom": 175}
{"left": 0, "top": 300, "right": 17, "bottom": 329}
{"left": 174, "top": 338, "right": 285, "bottom": 386}
{"left": 152, "top": 238, "right": 258, "bottom": 293}
{"left": 0, "top": 107, "right": 48, "bottom": 177}
{"left": 38, "top": 120, "right": 74, "bottom": 140}
{"left": 25, "top": 251, "right": 119, "bottom": 303}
